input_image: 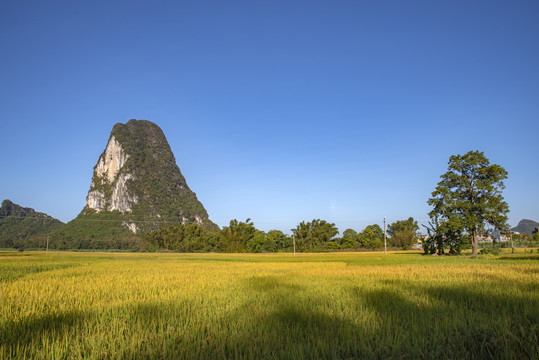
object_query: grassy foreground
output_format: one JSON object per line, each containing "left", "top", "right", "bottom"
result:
{"left": 1, "top": 251, "right": 537, "bottom": 359}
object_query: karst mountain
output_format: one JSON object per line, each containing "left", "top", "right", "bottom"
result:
{"left": 55, "top": 119, "right": 217, "bottom": 246}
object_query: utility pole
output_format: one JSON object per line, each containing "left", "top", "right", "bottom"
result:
{"left": 292, "top": 234, "right": 296, "bottom": 255}
{"left": 384, "top": 218, "right": 387, "bottom": 255}
{"left": 510, "top": 231, "right": 514, "bottom": 254}
{"left": 46, "top": 235, "right": 49, "bottom": 255}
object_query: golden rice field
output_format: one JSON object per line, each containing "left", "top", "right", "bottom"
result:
{"left": 1, "top": 250, "right": 538, "bottom": 359}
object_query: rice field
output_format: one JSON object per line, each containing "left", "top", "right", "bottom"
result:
{"left": 1, "top": 250, "right": 538, "bottom": 359}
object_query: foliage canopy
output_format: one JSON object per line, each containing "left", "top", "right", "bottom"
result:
{"left": 427, "top": 150, "right": 509, "bottom": 256}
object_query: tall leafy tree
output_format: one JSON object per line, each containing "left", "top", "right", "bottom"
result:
{"left": 387, "top": 217, "right": 419, "bottom": 237}
{"left": 220, "top": 219, "right": 257, "bottom": 252}
{"left": 246, "top": 230, "right": 268, "bottom": 253}
{"left": 266, "top": 230, "right": 292, "bottom": 252}
{"left": 292, "top": 221, "right": 312, "bottom": 252}
{"left": 341, "top": 228, "right": 359, "bottom": 248}
{"left": 428, "top": 151, "right": 509, "bottom": 257}
{"left": 292, "top": 219, "right": 338, "bottom": 251}
{"left": 359, "top": 224, "right": 384, "bottom": 249}
{"left": 387, "top": 218, "right": 419, "bottom": 248}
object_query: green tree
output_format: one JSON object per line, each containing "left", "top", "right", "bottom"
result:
{"left": 291, "top": 221, "right": 311, "bottom": 252}
{"left": 428, "top": 151, "right": 509, "bottom": 257}
{"left": 422, "top": 216, "right": 463, "bottom": 255}
{"left": 246, "top": 231, "right": 268, "bottom": 253}
{"left": 390, "top": 230, "right": 418, "bottom": 249}
{"left": 359, "top": 224, "right": 384, "bottom": 249}
{"left": 341, "top": 228, "right": 359, "bottom": 249}
{"left": 291, "top": 219, "right": 338, "bottom": 251}
{"left": 387, "top": 217, "right": 418, "bottom": 237}
{"left": 220, "top": 219, "right": 257, "bottom": 252}
{"left": 325, "top": 241, "right": 341, "bottom": 250}
{"left": 143, "top": 223, "right": 213, "bottom": 252}
{"left": 266, "top": 230, "right": 292, "bottom": 252}
{"left": 387, "top": 218, "right": 419, "bottom": 249}
{"left": 420, "top": 225, "right": 438, "bottom": 255}
{"left": 532, "top": 228, "right": 539, "bottom": 242}
{"left": 521, "top": 233, "right": 532, "bottom": 242}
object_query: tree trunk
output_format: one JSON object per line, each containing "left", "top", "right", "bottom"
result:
{"left": 472, "top": 229, "right": 478, "bottom": 257}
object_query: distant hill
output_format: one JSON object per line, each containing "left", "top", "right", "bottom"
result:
{"left": 0, "top": 199, "right": 64, "bottom": 248}
{"left": 511, "top": 219, "right": 539, "bottom": 235}
{"left": 54, "top": 119, "right": 217, "bottom": 249}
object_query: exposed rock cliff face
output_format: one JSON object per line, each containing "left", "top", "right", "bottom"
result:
{"left": 86, "top": 136, "right": 138, "bottom": 214}
{"left": 70, "top": 119, "right": 217, "bottom": 236}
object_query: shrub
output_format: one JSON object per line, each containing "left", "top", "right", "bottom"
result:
{"left": 479, "top": 247, "right": 502, "bottom": 256}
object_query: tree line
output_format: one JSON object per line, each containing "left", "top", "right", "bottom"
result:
{"left": 141, "top": 217, "right": 421, "bottom": 253}
{"left": 2, "top": 216, "right": 421, "bottom": 252}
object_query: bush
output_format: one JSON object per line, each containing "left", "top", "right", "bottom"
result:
{"left": 341, "top": 238, "right": 356, "bottom": 249}
{"left": 372, "top": 240, "right": 384, "bottom": 249}
{"left": 389, "top": 230, "right": 417, "bottom": 248}
{"left": 479, "top": 247, "right": 502, "bottom": 256}
{"left": 325, "top": 241, "right": 341, "bottom": 250}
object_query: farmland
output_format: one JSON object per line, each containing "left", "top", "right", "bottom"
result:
{"left": 1, "top": 251, "right": 538, "bottom": 359}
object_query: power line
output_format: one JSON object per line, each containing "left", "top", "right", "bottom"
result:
{"left": 0, "top": 215, "right": 431, "bottom": 233}
{"left": 1, "top": 215, "right": 429, "bottom": 223}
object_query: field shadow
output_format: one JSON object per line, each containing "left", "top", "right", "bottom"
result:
{"left": 356, "top": 280, "right": 539, "bottom": 359}
{"left": 237, "top": 275, "right": 361, "bottom": 358}
{"left": 0, "top": 309, "right": 88, "bottom": 347}
{"left": 115, "top": 275, "right": 365, "bottom": 359}
{"left": 1, "top": 263, "right": 89, "bottom": 283}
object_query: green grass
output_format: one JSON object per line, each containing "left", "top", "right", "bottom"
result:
{"left": 1, "top": 250, "right": 537, "bottom": 359}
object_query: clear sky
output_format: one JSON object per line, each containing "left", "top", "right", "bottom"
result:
{"left": 1, "top": 0, "right": 538, "bottom": 234}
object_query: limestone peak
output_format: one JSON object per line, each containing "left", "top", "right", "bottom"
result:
{"left": 72, "top": 119, "right": 217, "bottom": 237}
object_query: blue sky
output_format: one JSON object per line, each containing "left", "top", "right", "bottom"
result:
{"left": 1, "top": 0, "right": 538, "bottom": 234}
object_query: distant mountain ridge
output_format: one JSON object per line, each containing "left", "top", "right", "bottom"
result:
{"left": 511, "top": 219, "right": 539, "bottom": 235}
{"left": 0, "top": 199, "right": 64, "bottom": 248}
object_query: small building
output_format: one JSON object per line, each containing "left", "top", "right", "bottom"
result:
{"left": 492, "top": 231, "right": 511, "bottom": 242}
{"left": 477, "top": 234, "right": 494, "bottom": 242}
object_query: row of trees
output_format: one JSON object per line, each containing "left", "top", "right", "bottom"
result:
{"left": 142, "top": 217, "right": 422, "bottom": 253}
